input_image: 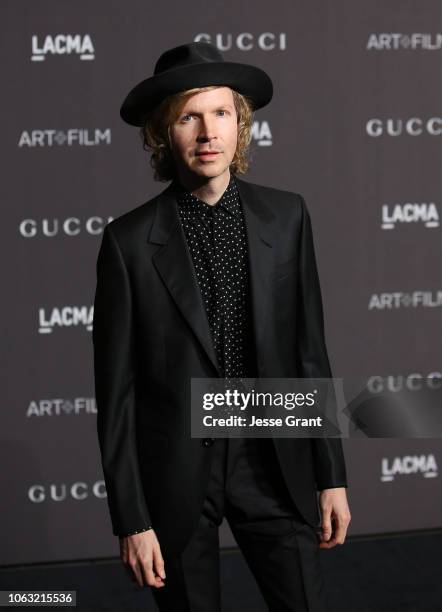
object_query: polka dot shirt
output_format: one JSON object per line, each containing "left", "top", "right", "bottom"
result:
{"left": 172, "top": 173, "right": 257, "bottom": 380}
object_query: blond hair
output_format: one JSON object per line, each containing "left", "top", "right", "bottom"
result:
{"left": 139, "top": 86, "right": 254, "bottom": 182}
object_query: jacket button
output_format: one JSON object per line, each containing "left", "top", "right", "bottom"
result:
{"left": 202, "top": 438, "right": 214, "bottom": 447}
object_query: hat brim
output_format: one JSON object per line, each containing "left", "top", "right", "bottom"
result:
{"left": 120, "top": 61, "right": 273, "bottom": 126}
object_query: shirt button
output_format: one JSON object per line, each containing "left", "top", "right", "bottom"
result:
{"left": 202, "top": 438, "right": 215, "bottom": 447}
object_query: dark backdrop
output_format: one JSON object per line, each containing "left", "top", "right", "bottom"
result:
{"left": 2, "top": 0, "right": 441, "bottom": 564}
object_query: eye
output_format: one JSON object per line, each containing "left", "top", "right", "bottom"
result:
{"left": 217, "top": 110, "right": 227, "bottom": 116}
{"left": 181, "top": 114, "right": 193, "bottom": 122}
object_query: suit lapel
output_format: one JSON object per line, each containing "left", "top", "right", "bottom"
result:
{"left": 148, "top": 175, "right": 276, "bottom": 377}
{"left": 234, "top": 177, "right": 276, "bottom": 362}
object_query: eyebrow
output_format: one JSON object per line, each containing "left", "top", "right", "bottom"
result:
{"left": 181, "top": 104, "right": 233, "bottom": 114}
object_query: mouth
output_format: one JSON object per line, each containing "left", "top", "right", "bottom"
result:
{"left": 195, "top": 151, "right": 221, "bottom": 158}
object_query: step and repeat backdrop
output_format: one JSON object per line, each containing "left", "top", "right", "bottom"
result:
{"left": 2, "top": 0, "right": 441, "bottom": 564}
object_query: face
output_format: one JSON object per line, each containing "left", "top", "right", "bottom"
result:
{"left": 168, "top": 87, "right": 238, "bottom": 183}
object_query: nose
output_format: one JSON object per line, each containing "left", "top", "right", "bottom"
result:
{"left": 197, "top": 114, "right": 217, "bottom": 143}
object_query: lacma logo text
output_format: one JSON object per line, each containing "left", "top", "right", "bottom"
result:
{"left": 31, "top": 34, "right": 95, "bottom": 61}
{"left": 251, "top": 120, "right": 272, "bottom": 146}
{"left": 381, "top": 455, "right": 438, "bottom": 482}
{"left": 381, "top": 202, "right": 439, "bottom": 229}
{"left": 38, "top": 306, "right": 94, "bottom": 334}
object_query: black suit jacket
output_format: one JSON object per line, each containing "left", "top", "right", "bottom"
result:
{"left": 92, "top": 175, "right": 348, "bottom": 556}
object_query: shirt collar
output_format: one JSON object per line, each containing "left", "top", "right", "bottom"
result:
{"left": 173, "top": 174, "right": 241, "bottom": 218}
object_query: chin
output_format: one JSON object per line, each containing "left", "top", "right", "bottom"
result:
{"left": 191, "top": 162, "right": 230, "bottom": 178}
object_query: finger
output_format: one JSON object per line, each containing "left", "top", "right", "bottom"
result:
{"left": 320, "top": 510, "right": 333, "bottom": 542}
{"left": 153, "top": 544, "right": 166, "bottom": 580}
{"left": 331, "top": 519, "right": 347, "bottom": 544}
{"left": 141, "top": 558, "right": 165, "bottom": 588}
{"left": 319, "top": 519, "right": 347, "bottom": 548}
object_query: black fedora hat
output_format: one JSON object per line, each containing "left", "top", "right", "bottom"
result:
{"left": 120, "top": 41, "right": 273, "bottom": 127}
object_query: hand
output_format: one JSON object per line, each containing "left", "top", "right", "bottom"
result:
{"left": 317, "top": 487, "right": 351, "bottom": 549}
{"left": 120, "top": 530, "right": 166, "bottom": 588}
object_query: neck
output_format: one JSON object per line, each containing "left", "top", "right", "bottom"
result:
{"left": 175, "top": 168, "right": 231, "bottom": 206}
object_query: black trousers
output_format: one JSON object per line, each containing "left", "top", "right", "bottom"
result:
{"left": 151, "top": 437, "right": 327, "bottom": 611}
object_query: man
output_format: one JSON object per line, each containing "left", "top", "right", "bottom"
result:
{"left": 93, "top": 41, "right": 351, "bottom": 611}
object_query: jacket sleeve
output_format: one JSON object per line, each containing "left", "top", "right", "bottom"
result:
{"left": 296, "top": 194, "right": 348, "bottom": 490}
{"left": 92, "top": 224, "right": 152, "bottom": 536}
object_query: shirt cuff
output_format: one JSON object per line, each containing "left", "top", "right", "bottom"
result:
{"left": 120, "top": 525, "right": 153, "bottom": 537}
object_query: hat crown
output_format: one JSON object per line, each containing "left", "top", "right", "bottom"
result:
{"left": 154, "top": 42, "right": 224, "bottom": 75}
{"left": 120, "top": 41, "right": 272, "bottom": 126}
